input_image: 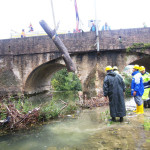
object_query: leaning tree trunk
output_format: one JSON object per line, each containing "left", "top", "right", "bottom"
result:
{"left": 39, "top": 20, "right": 76, "bottom": 72}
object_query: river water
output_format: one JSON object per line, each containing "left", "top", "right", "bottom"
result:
{"left": 0, "top": 97, "right": 150, "bottom": 150}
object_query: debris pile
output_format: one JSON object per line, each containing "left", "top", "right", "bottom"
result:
{"left": 78, "top": 93, "right": 109, "bottom": 108}
{"left": 83, "top": 97, "right": 109, "bottom": 108}
{"left": 0, "top": 103, "right": 40, "bottom": 130}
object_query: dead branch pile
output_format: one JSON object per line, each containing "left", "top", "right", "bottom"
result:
{"left": 0, "top": 103, "right": 40, "bottom": 130}
{"left": 79, "top": 96, "right": 109, "bottom": 108}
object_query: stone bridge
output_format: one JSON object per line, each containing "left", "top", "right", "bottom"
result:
{"left": 0, "top": 27, "right": 150, "bottom": 96}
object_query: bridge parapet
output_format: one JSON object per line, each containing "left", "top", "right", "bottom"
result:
{"left": 99, "top": 27, "right": 150, "bottom": 50}
{"left": 0, "top": 27, "right": 150, "bottom": 56}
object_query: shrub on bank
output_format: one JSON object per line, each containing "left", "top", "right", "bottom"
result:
{"left": 39, "top": 100, "right": 60, "bottom": 121}
{"left": 61, "top": 101, "right": 78, "bottom": 115}
{"left": 122, "top": 73, "right": 132, "bottom": 97}
{"left": 0, "top": 95, "right": 79, "bottom": 131}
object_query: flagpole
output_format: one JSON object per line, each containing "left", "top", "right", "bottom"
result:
{"left": 94, "top": 0, "right": 99, "bottom": 52}
{"left": 74, "top": 0, "right": 80, "bottom": 32}
{"left": 50, "top": 0, "right": 56, "bottom": 29}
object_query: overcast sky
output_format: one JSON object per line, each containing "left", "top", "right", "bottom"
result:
{"left": 0, "top": 0, "right": 150, "bottom": 39}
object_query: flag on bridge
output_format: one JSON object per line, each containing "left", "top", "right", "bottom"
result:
{"left": 74, "top": 0, "right": 79, "bottom": 32}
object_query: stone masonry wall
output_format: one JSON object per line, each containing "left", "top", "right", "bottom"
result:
{"left": 0, "top": 27, "right": 150, "bottom": 96}
{"left": 0, "top": 27, "right": 150, "bottom": 55}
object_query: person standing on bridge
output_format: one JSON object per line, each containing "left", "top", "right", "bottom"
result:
{"left": 131, "top": 65, "right": 144, "bottom": 114}
{"left": 103, "top": 66, "right": 126, "bottom": 122}
{"left": 102, "top": 22, "right": 111, "bottom": 31}
{"left": 90, "top": 23, "right": 96, "bottom": 32}
{"left": 139, "top": 66, "right": 150, "bottom": 108}
{"left": 21, "top": 29, "right": 26, "bottom": 38}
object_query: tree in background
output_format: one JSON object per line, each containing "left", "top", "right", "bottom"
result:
{"left": 51, "top": 69, "right": 82, "bottom": 91}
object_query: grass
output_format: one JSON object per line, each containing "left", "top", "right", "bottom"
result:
{"left": 143, "top": 119, "right": 150, "bottom": 131}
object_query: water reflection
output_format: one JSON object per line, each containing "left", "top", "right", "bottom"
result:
{"left": 28, "top": 91, "right": 79, "bottom": 106}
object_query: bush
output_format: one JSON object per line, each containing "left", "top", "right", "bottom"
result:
{"left": 122, "top": 73, "right": 132, "bottom": 97}
{"left": 11, "top": 96, "right": 34, "bottom": 114}
{"left": 39, "top": 101, "right": 60, "bottom": 120}
{"left": 51, "top": 69, "right": 82, "bottom": 91}
{"left": 61, "top": 101, "right": 78, "bottom": 115}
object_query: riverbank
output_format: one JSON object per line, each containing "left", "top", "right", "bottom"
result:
{"left": 0, "top": 100, "right": 150, "bottom": 150}
{"left": 0, "top": 94, "right": 109, "bottom": 134}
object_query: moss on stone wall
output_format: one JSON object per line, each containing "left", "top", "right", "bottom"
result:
{"left": 126, "top": 43, "right": 150, "bottom": 53}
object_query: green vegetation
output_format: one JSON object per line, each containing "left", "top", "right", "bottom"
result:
{"left": 0, "top": 94, "right": 79, "bottom": 131}
{"left": 62, "top": 101, "right": 78, "bottom": 115}
{"left": 143, "top": 119, "right": 150, "bottom": 131}
{"left": 0, "top": 96, "right": 35, "bottom": 121}
{"left": 51, "top": 69, "right": 82, "bottom": 91}
{"left": 0, "top": 104, "right": 7, "bottom": 120}
{"left": 126, "top": 43, "right": 150, "bottom": 53}
{"left": 0, "top": 69, "right": 82, "bottom": 131}
{"left": 50, "top": 69, "right": 82, "bottom": 112}
{"left": 99, "top": 110, "right": 110, "bottom": 121}
{"left": 122, "top": 73, "right": 132, "bottom": 97}
{"left": 15, "top": 97, "right": 34, "bottom": 114}
{"left": 39, "top": 100, "right": 60, "bottom": 120}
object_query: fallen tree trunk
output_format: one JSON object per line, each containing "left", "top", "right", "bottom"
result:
{"left": 39, "top": 20, "right": 76, "bottom": 72}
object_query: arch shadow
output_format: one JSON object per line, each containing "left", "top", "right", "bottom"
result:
{"left": 129, "top": 56, "right": 150, "bottom": 71}
{"left": 24, "top": 59, "right": 65, "bottom": 94}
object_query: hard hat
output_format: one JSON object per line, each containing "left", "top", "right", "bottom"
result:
{"left": 113, "top": 66, "right": 118, "bottom": 70}
{"left": 139, "top": 66, "right": 145, "bottom": 71}
{"left": 105, "top": 66, "right": 112, "bottom": 71}
{"left": 133, "top": 65, "right": 139, "bottom": 70}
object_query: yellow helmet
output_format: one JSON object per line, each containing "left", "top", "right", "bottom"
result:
{"left": 113, "top": 66, "right": 118, "bottom": 70}
{"left": 133, "top": 65, "right": 139, "bottom": 70}
{"left": 105, "top": 66, "right": 112, "bottom": 71}
{"left": 139, "top": 66, "right": 145, "bottom": 71}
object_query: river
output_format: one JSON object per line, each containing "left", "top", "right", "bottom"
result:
{"left": 0, "top": 96, "right": 150, "bottom": 150}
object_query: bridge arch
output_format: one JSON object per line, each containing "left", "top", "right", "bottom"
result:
{"left": 74, "top": 51, "right": 149, "bottom": 97}
{"left": 129, "top": 56, "right": 150, "bottom": 71}
{"left": 24, "top": 59, "right": 66, "bottom": 94}
{"left": 20, "top": 50, "right": 150, "bottom": 95}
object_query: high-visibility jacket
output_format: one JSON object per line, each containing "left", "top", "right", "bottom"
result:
{"left": 144, "top": 80, "right": 150, "bottom": 89}
{"left": 141, "top": 72, "right": 150, "bottom": 100}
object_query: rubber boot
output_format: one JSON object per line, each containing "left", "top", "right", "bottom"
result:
{"left": 112, "top": 117, "right": 116, "bottom": 122}
{"left": 147, "top": 100, "right": 150, "bottom": 108}
{"left": 144, "top": 101, "right": 148, "bottom": 108}
{"left": 133, "top": 104, "right": 138, "bottom": 112}
{"left": 120, "top": 117, "right": 123, "bottom": 122}
{"left": 109, "top": 117, "right": 116, "bottom": 122}
{"left": 136, "top": 104, "right": 144, "bottom": 114}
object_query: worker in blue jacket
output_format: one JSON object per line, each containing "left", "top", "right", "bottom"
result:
{"left": 131, "top": 65, "right": 144, "bottom": 114}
